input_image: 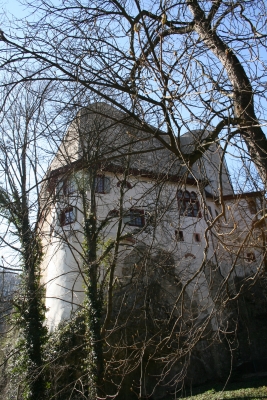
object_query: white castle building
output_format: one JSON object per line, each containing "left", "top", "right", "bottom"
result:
{"left": 40, "top": 103, "right": 263, "bottom": 331}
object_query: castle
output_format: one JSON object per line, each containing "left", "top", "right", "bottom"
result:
{"left": 40, "top": 103, "right": 263, "bottom": 332}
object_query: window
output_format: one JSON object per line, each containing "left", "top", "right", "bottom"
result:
{"left": 245, "top": 252, "right": 256, "bottom": 262}
{"left": 95, "top": 175, "right": 110, "bottom": 194}
{"left": 64, "top": 178, "right": 76, "bottom": 196}
{"left": 123, "top": 209, "right": 145, "bottom": 227}
{"left": 60, "top": 207, "right": 75, "bottom": 226}
{"left": 194, "top": 233, "right": 201, "bottom": 243}
{"left": 177, "top": 190, "right": 186, "bottom": 214}
{"left": 177, "top": 190, "right": 201, "bottom": 217}
{"left": 56, "top": 176, "right": 76, "bottom": 196}
{"left": 190, "top": 191, "right": 201, "bottom": 217}
{"left": 248, "top": 200, "right": 257, "bottom": 215}
{"left": 175, "top": 230, "right": 184, "bottom": 241}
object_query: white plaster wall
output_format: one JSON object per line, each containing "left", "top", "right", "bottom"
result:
{"left": 42, "top": 171, "right": 222, "bottom": 330}
{"left": 44, "top": 239, "right": 84, "bottom": 330}
{"left": 40, "top": 108, "right": 259, "bottom": 331}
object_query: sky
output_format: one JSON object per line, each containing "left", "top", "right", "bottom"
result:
{"left": 2, "top": 0, "right": 28, "bottom": 19}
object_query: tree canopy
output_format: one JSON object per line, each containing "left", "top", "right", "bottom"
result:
{"left": 1, "top": 1, "right": 267, "bottom": 399}
{"left": 1, "top": 0, "right": 267, "bottom": 181}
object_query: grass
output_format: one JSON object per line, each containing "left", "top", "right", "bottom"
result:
{"left": 174, "top": 377, "right": 267, "bottom": 399}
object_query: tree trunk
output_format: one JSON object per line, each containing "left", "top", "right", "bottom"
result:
{"left": 84, "top": 171, "right": 104, "bottom": 398}
{"left": 188, "top": 0, "right": 267, "bottom": 182}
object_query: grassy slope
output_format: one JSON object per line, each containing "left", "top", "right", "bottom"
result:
{"left": 175, "top": 377, "right": 267, "bottom": 399}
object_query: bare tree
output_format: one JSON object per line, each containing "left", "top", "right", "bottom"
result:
{"left": 40, "top": 104, "right": 182, "bottom": 398}
{"left": 0, "top": 81, "right": 56, "bottom": 400}
{"left": 0, "top": 0, "right": 267, "bottom": 180}
{"left": 0, "top": 1, "right": 267, "bottom": 398}
{"left": 36, "top": 103, "right": 267, "bottom": 400}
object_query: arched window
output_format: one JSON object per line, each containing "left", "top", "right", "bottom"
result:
{"left": 123, "top": 209, "right": 145, "bottom": 227}
{"left": 177, "top": 190, "right": 186, "bottom": 215}
{"left": 190, "top": 191, "right": 200, "bottom": 217}
{"left": 177, "top": 190, "right": 200, "bottom": 217}
{"left": 184, "top": 191, "right": 191, "bottom": 215}
{"left": 95, "top": 175, "right": 110, "bottom": 194}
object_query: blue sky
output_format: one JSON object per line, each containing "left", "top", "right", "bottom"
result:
{"left": 1, "top": 0, "right": 265, "bottom": 194}
{"left": 2, "top": 0, "right": 28, "bottom": 18}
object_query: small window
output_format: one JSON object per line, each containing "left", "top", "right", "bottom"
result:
{"left": 177, "top": 190, "right": 201, "bottom": 217}
{"left": 60, "top": 207, "right": 75, "bottom": 226}
{"left": 190, "top": 191, "right": 201, "bottom": 217}
{"left": 175, "top": 230, "right": 184, "bottom": 241}
{"left": 184, "top": 191, "right": 191, "bottom": 216}
{"left": 123, "top": 209, "right": 145, "bottom": 227}
{"left": 95, "top": 175, "right": 110, "bottom": 194}
{"left": 245, "top": 252, "right": 256, "bottom": 262}
{"left": 248, "top": 200, "right": 257, "bottom": 215}
{"left": 177, "top": 190, "right": 186, "bottom": 214}
{"left": 194, "top": 233, "right": 201, "bottom": 243}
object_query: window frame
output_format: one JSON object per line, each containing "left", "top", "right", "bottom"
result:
{"left": 124, "top": 209, "right": 145, "bottom": 227}
{"left": 59, "top": 207, "right": 76, "bottom": 227}
{"left": 245, "top": 252, "right": 256, "bottom": 263}
{"left": 177, "top": 190, "right": 201, "bottom": 217}
{"left": 63, "top": 177, "right": 76, "bottom": 196}
{"left": 56, "top": 176, "right": 76, "bottom": 197}
{"left": 95, "top": 175, "right": 110, "bottom": 194}
{"left": 194, "top": 233, "right": 201, "bottom": 243}
{"left": 248, "top": 200, "right": 257, "bottom": 215}
{"left": 175, "top": 230, "right": 184, "bottom": 241}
